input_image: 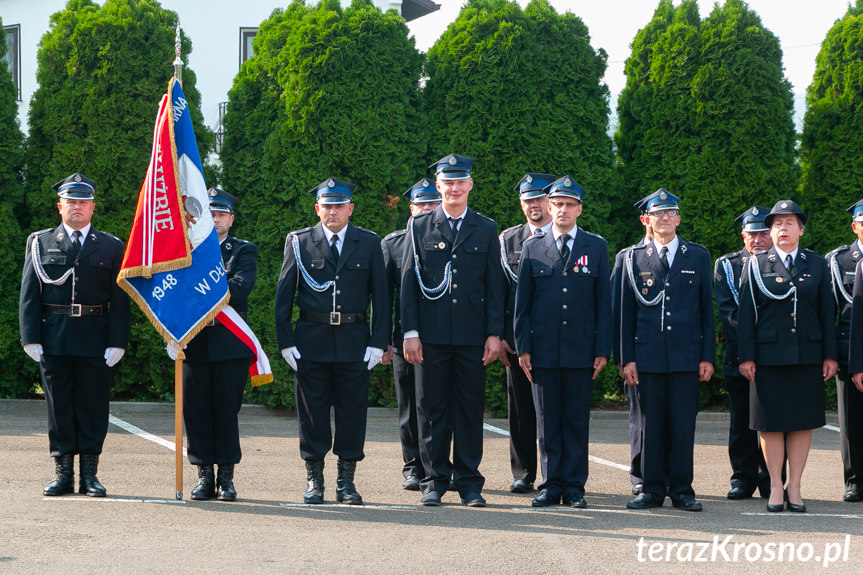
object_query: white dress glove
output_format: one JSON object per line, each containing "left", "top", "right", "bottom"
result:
{"left": 23, "top": 344, "right": 43, "bottom": 363}
{"left": 364, "top": 347, "right": 384, "bottom": 371}
{"left": 104, "top": 347, "right": 125, "bottom": 367}
{"left": 281, "top": 347, "right": 301, "bottom": 371}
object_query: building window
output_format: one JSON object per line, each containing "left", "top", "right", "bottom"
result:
{"left": 240, "top": 27, "right": 257, "bottom": 68}
{"left": 215, "top": 101, "right": 228, "bottom": 154}
{"left": 3, "top": 24, "right": 21, "bottom": 101}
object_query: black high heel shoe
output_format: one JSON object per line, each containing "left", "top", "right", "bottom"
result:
{"left": 766, "top": 489, "right": 785, "bottom": 512}
{"left": 785, "top": 489, "right": 806, "bottom": 512}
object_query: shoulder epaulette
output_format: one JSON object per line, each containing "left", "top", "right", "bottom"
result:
{"left": 826, "top": 245, "right": 851, "bottom": 258}
{"left": 97, "top": 230, "right": 123, "bottom": 244}
{"left": 472, "top": 211, "right": 496, "bottom": 225}
{"left": 682, "top": 240, "right": 709, "bottom": 254}
{"left": 383, "top": 229, "right": 407, "bottom": 242}
{"left": 353, "top": 225, "right": 380, "bottom": 239}
{"left": 582, "top": 230, "right": 606, "bottom": 242}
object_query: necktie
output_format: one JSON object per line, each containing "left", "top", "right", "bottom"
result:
{"left": 559, "top": 234, "right": 570, "bottom": 263}
{"left": 659, "top": 246, "right": 669, "bottom": 271}
{"left": 785, "top": 254, "right": 794, "bottom": 274}
{"left": 448, "top": 217, "right": 461, "bottom": 232}
{"left": 330, "top": 234, "right": 339, "bottom": 262}
{"left": 71, "top": 230, "right": 82, "bottom": 257}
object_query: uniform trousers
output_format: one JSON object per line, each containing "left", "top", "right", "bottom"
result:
{"left": 506, "top": 351, "right": 537, "bottom": 483}
{"left": 41, "top": 354, "right": 111, "bottom": 457}
{"left": 295, "top": 359, "right": 368, "bottom": 462}
{"left": 838, "top": 368, "right": 863, "bottom": 491}
{"left": 725, "top": 373, "right": 769, "bottom": 492}
{"left": 415, "top": 343, "right": 485, "bottom": 496}
{"left": 392, "top": 351, "right": 421, "bottom": 478}
{"left": 638, "top": 371, "right": 699, "bottom": 498}
{"left": 182, "top": 359, "right": 247, "bottom": 465}
{"left": 625, "top": 381, "right": 643, "bottom": 485}
{"left": 532, "top": 367, "right": 592, "bottom": 498}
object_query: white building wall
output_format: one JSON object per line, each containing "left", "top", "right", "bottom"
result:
{"left": 0, "top": 0, "right": 412, "bottom": 134}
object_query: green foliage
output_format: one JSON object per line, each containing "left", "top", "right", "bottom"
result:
{"left": 221, "top": 0, "right": 426, "bottom": 407}
{"left": 21, "top": 0, "right": 213, "bottom": 400}
{"left": 0, "top": 18, "right": 33, "bottom": 397}
{"left": 800, "top": 0, "right": 863, "bottom": 254}
{"left": 615, "top": 0, "right": 798, "bottom": 406}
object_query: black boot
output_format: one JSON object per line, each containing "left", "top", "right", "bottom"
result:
{"left": 304, "top": 460, "right": 324, "bottom": 504}
{"left": 191, "top": 465, "right": 216, "bottom": 500}
{"left": 336, "top": 459, "right": 362, "bottom": 505}
{"left": 78, "top": 454, "right": 106, "bottom": 497}
{"left": 216, "top": 464, "right": 237, "bottom": 501}
{"left": 43, "top": 454, "right": 75, "bottom": 496}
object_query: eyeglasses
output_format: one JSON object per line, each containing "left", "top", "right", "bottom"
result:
{"left": 649, "top": 209, "right": 679, "bottom": 218}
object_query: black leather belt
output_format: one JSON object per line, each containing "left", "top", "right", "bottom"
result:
{"left": 300, "top": 311, "right": 365, "bottom": 325}
{"left": 43, "top": 303, "right": 106, "bottom": 317}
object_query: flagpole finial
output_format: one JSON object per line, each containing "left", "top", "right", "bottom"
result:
{"left": 173, "top": 24, "right": 183, "bottom": 83}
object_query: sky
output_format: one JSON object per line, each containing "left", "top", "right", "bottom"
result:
{"left": 406, "top": 0, "right": 853, "bottom": 100}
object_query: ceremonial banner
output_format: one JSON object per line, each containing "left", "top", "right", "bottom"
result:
{"left": 118, "top": 78, "right": 272, "bottom": 385}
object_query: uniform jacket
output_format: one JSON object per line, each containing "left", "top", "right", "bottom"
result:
{"left": 275, "top": 222, "right": 388, "bottom": 362}
{"left": 500, "top": 223, "right": 533, "bottom": 348}
{"left": 610, "top": 238, "right": 648, "bottom": 365}
{"left": 714, "top": 248, "right": 752, "bottom": 377}
{"left": 381, "top": 228, "right": 408, "bottom": 350}
{"left": 399, "top": 205, "right": 505, "bottom": 346}
{"left": 738, "top": 247, "right": 836, "bottom": 366}
{"left": 185, "top": 236, "right": 258, "bottom": 363}
{"left": 846, "top": 259, "right": 863, "bottom": 373}
{"left": 618, "top": 238, "right": 715, "bottom": 373}
{"left": 514, "top": 227, "right": 611, "bottom": 369}
{"left": 826, "top": 242, "right": 861, "bottom": 367}
{"left": 19, "top": 224, "right": 130, "bottom": 357}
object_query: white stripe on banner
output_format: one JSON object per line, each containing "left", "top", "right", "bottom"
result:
{"left": 109, "top": 414, "right": 187, "bottom": 456}
{"left": 483, "top": 422, "right": 629, "bottom": 472}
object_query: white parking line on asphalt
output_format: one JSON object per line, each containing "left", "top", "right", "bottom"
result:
{"left": 510, "top": 506, "right": 666, "bottom": 516}
{"left": 483, "top": 422, "right": 630, "bottom": 472}
{"left": 279, "top": 503, "right": 418, "bottom": 510}
{"left": 823, "top": 424, "right": 841, "bottom": 433}
{"left": 742, "top": 512, "right": 863, "bottom": 518}
{"left": 109, "top": 414, "right": 187, "bottom": 456}
{"left": 42, "top": 497, "right": 186, "bottom": 505}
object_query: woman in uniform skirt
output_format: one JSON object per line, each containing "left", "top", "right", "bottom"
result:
{"left": 738, "top": 200, "right": 838, "bottom": 512}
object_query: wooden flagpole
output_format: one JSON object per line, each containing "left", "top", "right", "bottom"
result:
{"left": 173, "top": 24, "right": 184, "bottom": 501}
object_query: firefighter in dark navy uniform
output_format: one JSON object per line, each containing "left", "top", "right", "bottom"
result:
{"left": 618, "top": 189, "right": 715, "bottom": 512}
{"left": 380, "top": 178, "right": 441, "bottom": 491}
{"left": 499, "top": 172, "right": 554, "bottom": 495}
{"left": 173, "top": 187, "right": 257, "bottom": 501}
{"left": 824, "top": 199, "right": 863, "bottom": 503}
{"left": 19, "top": 172, "right": 130, "bottom": 497}
{"left": 514, "top": 175, "right": 611, "bottom": 508}
{"left": 400, "top": 154, "right": 505, "bottom": 507}
{"left": 275, "top": 178, "right": 388, "bottom": 505}
{"left": 714, "top": 206, "right": 773, "bottom": 500}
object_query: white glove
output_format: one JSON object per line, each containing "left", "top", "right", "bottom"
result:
{"left": 281, "top": 347, "right": 301, "bottom": 371}
{"left": 23, "top": 344, "right": 43, "bottom": 363}
{"left": 166, "top": 341, "right": 187, "bottom": 361}
{"left": 104, "top": 347, "right": 125, "bottom": 367}
{"left": 364, "top": 347, "right": 384, "bottom": 371}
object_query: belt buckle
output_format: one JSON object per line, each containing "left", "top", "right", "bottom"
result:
{"left": 70, "top": 303, "right": 82, "bottom": 317}
{"left": 329, "top": 312, "right": 341, "bottom": 326}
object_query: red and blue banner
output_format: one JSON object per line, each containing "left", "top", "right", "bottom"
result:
{"left": 118, "top": 78, "right": 271, "bottom": 385}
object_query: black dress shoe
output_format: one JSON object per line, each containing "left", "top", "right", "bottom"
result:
{"left": 43, "top": 454, "right": 75, "bottom": 496}
{"left": 420, "top": 491, "right": 441, "bottom": 506}
{"left": 461, "top": 492, "right": 487, "bottom": 507}
{"left": 671, "top": 495, "right": 702, "bottom": 512}
{"left": 402, "top": 475, "right": 420, "bottom": 491}
{"left": 726, "top": 486, "right": 753, "bottom": 500}
{"left": 626, "top": 492, "right": 663, "bottom": 509}
{"left": 510, "top": 479, "right": 533, "bottom": 494}
{"left": 787, "top": 500, "right": 806, "bottom": 512}
{"left": 564, "top": 495, "right": 586, "bottom": 509}
{"left": 843, "top": 488, "right": 861, "bottom": 502}
{"left": 631, "top": 483, "right": 643, "bottom": 495}
{"left": 766, "top": 502, "right": 785, "bottom": 512}
{"left": 531, "top": 490, "right": 560, "bottom": 507}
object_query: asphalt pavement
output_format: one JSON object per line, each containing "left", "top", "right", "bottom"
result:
{"left": 1, "top": 399, "right": 860, "bottom": 574}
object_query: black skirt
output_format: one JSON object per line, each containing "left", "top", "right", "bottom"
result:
{"left": 749, "top": 364, "right": 826, "bottom": 432}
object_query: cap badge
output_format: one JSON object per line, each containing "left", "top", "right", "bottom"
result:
{"left": 659, "top": 190, "right": 667, "bottom": 200}
{"left": 422, "top": 179, "right": 429, "bottom": 187}
{"left": 74, "top": 174, "right": 82, "bottom": 183}
{"left": 526, "top": 175, "right": 533, "bottom": 183}
{"left": 564, "top": 177, "right": 572, "bottom": 187}
{"left": 448, "top": 156, "right": 457, "bottom": 165}
{"left": 208, "top": 188, "right": 217, "bottom": 197}
{"left": 752, "top": 207, "right": 759, "bottom": 215}
{"left": 327, "top": 179, "right": 335, "bottom": 188}
{"left": 781, "top": 202, "right": 788, "bottom": 209}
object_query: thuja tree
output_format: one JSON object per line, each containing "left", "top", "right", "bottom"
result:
{"left": 0, "top": 17, "right": 30, "bottom": 397}
{"left": 800, "top": 0, "right": 863, "bottom": 254}
{"left": 220, "top": 0, "right": 426, "bottom": 407}
{"left": 23, "top": 0, "right": 213, "bottom": 400}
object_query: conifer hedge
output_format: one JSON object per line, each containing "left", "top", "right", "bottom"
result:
{"left": 800, "top": 0, "right": 863, "bottom": 254}
{"left": 0, "top": 16, "right": 29, "bottom": 397}
{"left": 19, "top": 0, "right": 212, "bottom": 400}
